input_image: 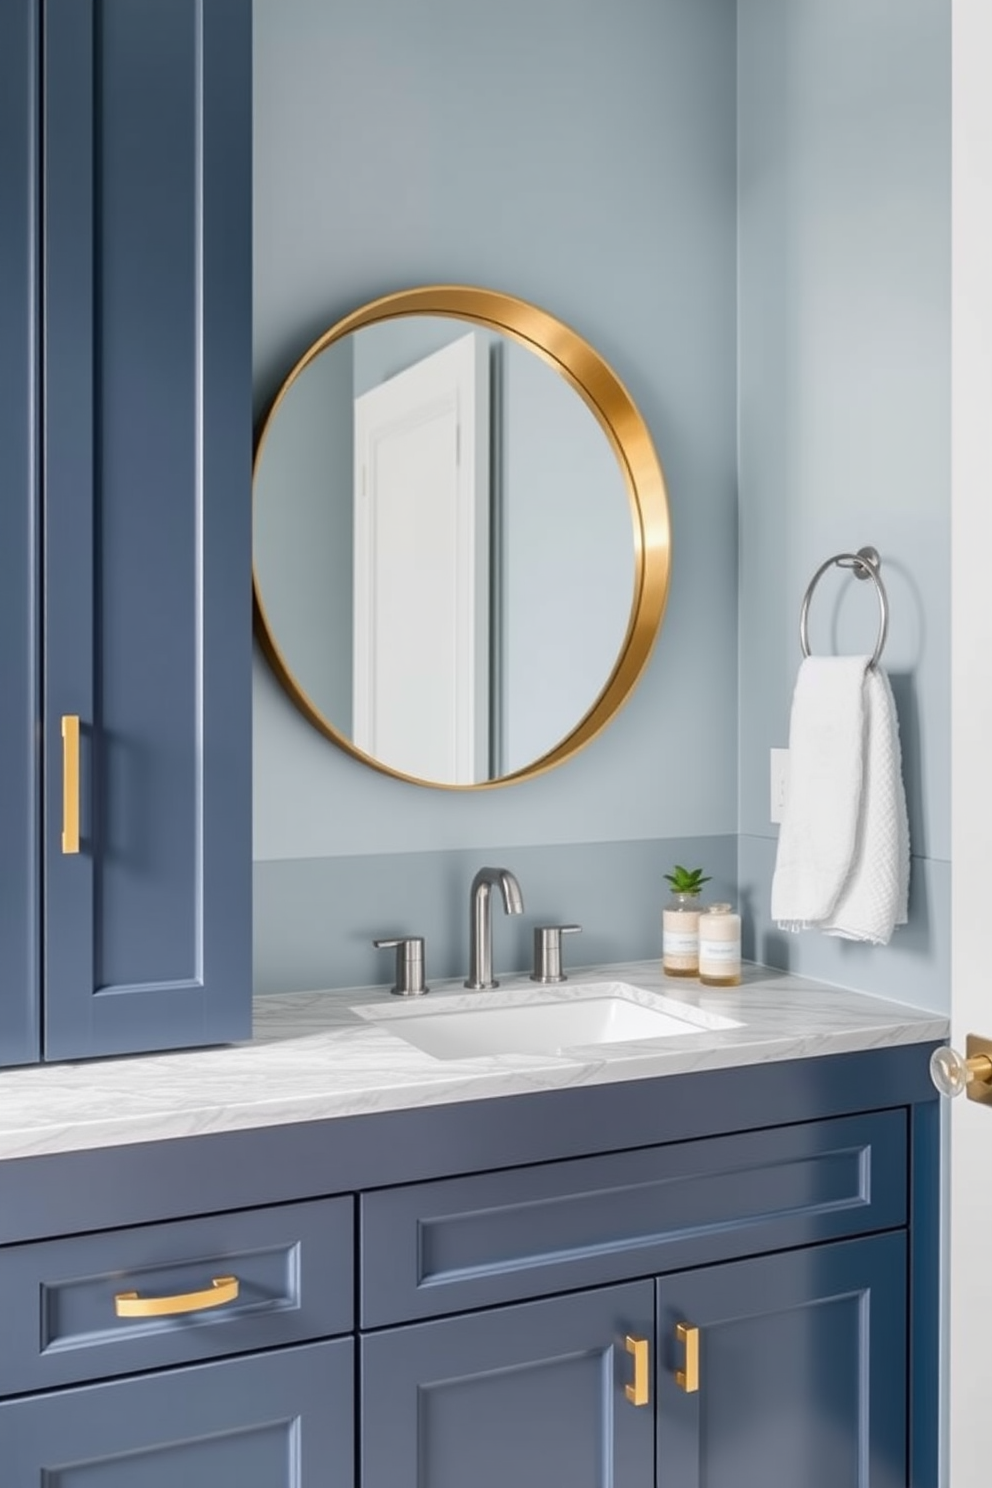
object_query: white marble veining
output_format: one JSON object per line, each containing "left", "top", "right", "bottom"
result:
{"left": 0, "top": 962, "right": 947, "bottom": 1161}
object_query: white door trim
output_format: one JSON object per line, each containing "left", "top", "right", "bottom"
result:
{"left": 948, "top": 2, "right": 991, "bottom": 1481}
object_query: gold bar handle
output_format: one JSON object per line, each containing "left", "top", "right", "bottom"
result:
{"left": 61, "top": 715, "right": 80, "bottom": 854}
{"left": 114, "top": 1275, "right": 240, "bottom": 1319}
{"left": 624, "top": 1334, "right": 650, "bottom": 1406}
{"left": 675, "top": 1322, "right": 700, "bottom": 1393}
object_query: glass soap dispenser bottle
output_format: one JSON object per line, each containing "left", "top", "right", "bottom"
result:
{"left": 662, "top": 866, "right": 709, "bottom": 978}
{"left": 698, "top": 903, "right": 742, "bottom": 987}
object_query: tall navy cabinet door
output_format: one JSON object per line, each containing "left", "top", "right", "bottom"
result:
{"left": 0, "top": 0, "right": 41, "bottom": 1066}
{"left": 2, "top": 1339, "right": 354, "bottom": 1486}
{"left": 42, "top": 0, "right": 252, "bottom": 1059}
{"left": 656, "top": 1232, "right": 907, "bottom": 1488}
{"left": 361, "top": 1283, "right": 655, "bottom": 1488}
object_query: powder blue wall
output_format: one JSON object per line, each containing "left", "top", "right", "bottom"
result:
{"left": 252, "top": 0, "right": 739, "bottom": 991}
{"left": 736, "top": 0, "right": 951, "bottom": 1010}
{"left": 254, "top": 339, "right": 354, "bottom": 731}
{"left": 252, "top": 0, "right": 950, "bottom": 1006}
{"left": 502, "top": 340, "right": 633, "bottom": 773}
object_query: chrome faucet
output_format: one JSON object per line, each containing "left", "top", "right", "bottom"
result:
{"left": 465, "top": 867, "right": 524, "bottom": 989}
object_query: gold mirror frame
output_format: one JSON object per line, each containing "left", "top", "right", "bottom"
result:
{"left": 253, "top": 285, "right": 672, "bottom": 790}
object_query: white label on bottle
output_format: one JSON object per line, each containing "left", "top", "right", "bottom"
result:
{"left": 663, "top": 930, "right": 698, "bottom": 955}
{"left": 698, "top": 937, "right": 741, "bottom": 964}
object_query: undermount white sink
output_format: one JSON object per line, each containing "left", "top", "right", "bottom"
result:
{"left": 363, "top": 981, "right": 741, "bottom": 1061}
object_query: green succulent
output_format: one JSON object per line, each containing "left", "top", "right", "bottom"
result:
{"left": 664, "top": 865, "right": 711, "bottom": 895}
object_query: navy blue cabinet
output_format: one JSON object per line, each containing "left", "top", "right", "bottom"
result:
{"left": 1, "top": 1339, "right": 354, "bottom": 1487}
{"left": 0, "top": 1050, "right": 938, "bottom": 1485}
{"left": 0, "top": 0, "right": 252, "bottom": 1065}
{"left": 361, "top": 1283, "right": 656, "bottom": 1488}
{"left": 0, "top": 0, "right": 41, "bottom": 1064}
{"left": 656, "top": 1233, "right": 908, "bottom": 1488}
{"left": 360, "top": 1219, "right": 909, "bottom": 1488}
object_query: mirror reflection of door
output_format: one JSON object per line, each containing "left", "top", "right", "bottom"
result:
{"left": 352, "top": 334, "right": 489, "bottom": 784}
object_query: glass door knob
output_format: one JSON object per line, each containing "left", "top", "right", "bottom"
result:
{"left": 930, "top": 1042, "right": 992, "bottom": 1099}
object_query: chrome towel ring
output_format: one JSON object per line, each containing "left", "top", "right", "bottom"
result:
{"left": 799, "top": 545, "right": 889, "bottom": 669}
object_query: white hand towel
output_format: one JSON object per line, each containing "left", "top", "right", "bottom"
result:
{"left": 770, "top": 656, "right": 910, "bottom": 945}
{"left": 771, "top": 656, "right": 870, "bottom": 928}
{"left": 821, "top": 666, "right": 910, "bottom": 943}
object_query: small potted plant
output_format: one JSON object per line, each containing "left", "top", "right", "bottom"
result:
{"left": 662, "top": 865, "right": 710, "bottom": 978}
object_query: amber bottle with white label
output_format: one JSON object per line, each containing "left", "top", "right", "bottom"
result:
{"left": 698, "top": 903, "right": 742, "bottom": 987}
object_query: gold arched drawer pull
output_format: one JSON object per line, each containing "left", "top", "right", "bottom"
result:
{"left": 675, "top": 1322, "right": 700, "bottom": 1393}
{"left": 114, "top": 1275, "right": 240, "bottom": 1318}
{"left": 624, "top": 1334, "right": 650, "bottom": 1406}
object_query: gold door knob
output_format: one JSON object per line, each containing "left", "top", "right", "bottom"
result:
{"left": 930, "top": 1036, "right": 992, "bottom": 1104}
{"left": 114, "top": 1275, "right": 240, "bottom": 1318}
{"left": 624, "top": 1335, "right": 650, "bottom": 1406}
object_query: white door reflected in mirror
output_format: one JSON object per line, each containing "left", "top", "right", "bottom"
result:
{"left": 352, "top": 333, "right": 489, "bottom": 784}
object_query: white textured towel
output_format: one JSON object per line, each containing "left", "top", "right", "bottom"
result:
{"left": 770, "top": 656, "right": 910, "bottom": 945}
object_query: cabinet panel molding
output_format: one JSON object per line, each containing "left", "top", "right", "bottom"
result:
{"left": 0, "top": 1197, "right": 353, "bottom": 1394}
{"left": 361, "top": 1110, "right": 907, "bottom": 1324}
{"left": 1, "top": 1338, "right": 354, "bottom": 1486}
{"left": 656, "top": 1232, "right": 907, "bottom": 1488}
{"left": 361, "top": 1282, "right": 654, "bottom": 1488}
{"left": 42, "top": 0, "right": 252, "bottom": 1060}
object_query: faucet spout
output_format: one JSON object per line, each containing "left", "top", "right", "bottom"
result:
{"left": 465, "top": 867, "right": 524, "bottom": 990}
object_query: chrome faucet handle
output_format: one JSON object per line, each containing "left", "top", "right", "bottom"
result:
{"left": 530, "top": 925, "right": 582, "bottom": 984}
{"left": 374, "top": 936, "right": 429, "bottom": 997}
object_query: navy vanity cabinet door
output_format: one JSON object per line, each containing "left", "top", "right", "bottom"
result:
{"left": 361, "top": 1282, "right": 655, "bottom": 1488}
{"left": 0, "top": 0, "right": 40, "bottom": 1066}
{"left": 41, "top": 0, "right": 252, "bottom": 1059}
{"left": 656, "top": 1231, "right": 907, "bottom": 1488}
{"left": 1, "top": 1338, "right": 354, "bottom": 1486}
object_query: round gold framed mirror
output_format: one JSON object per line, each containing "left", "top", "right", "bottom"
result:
{"left": 253, "top": 285, "right": 671, "bottom": 789}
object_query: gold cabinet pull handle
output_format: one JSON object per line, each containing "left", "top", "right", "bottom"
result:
{"left": 114, "top": 1275, "right": 240, "bottom": 1318}
{"left": 61, "top": 715, "right": 80, "bottom": 854}
{"left": 675, "top": 1322, "right": 699, "bottom": 1393}
{"left": 624, "top": 1334, "right": 650, "bottom": 1406}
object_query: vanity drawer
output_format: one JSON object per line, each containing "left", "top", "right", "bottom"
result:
{"left": 360, "top": 1110, "right": 906, "bottom": 1326}
{"left": 1, "top": 1337, "right": 354, "bottom": 1485}
{"left": 0, "top": 1197, "right": 353, "bottom": 1395}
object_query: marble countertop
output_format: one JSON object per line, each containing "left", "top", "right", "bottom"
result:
{"left": 0, "top": 962, "right": 947, "bottom": 1161}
